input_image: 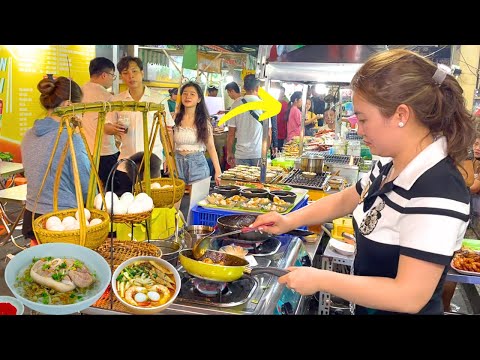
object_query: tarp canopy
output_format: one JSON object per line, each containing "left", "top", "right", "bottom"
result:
{"left": 265, "top": 62, "right": 363, "bottom": 84}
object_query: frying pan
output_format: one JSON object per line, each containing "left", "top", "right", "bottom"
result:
{"left": 216, "top": 214, "right": 314, "bottom": 242}
{"left": 179, "top": 249, "right": 288, "bottom": 283}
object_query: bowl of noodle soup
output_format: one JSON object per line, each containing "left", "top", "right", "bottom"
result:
{"left": 5, "top": 243, "right": 111, "bottom": 315}
{"left": 112, "top": 256, "right": 180, "bottom": 314}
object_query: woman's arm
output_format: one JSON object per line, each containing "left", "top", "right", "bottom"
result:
{"left": 206, "top": 128, "right": 222, "bottom": 185}
{"left": 282, "top": 254, "right": 444, "bottom": 313}
{"left": 252, "top": 185, "right": 360, "bottom": 234}
{"left": 470, "top": 178, "right": 480, "bottom": 193}
{"left": 458, "top": 159, "right": 474, "bottom": 187}
{"left": 304, "top": 112, "right": 319, "bottom": 126}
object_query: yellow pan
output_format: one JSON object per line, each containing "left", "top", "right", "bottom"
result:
{"left": 179, "top": 249, "right": 247, "bottom": 282}
{"left": 179, "top": 249, "right": 288, "bottom": 283}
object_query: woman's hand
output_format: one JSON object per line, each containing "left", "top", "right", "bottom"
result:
{"left": 249, "top": 211, "right": 293, "bottom": 235}
{"left": 278, "top": 267, "right": 323, "bottom": 295}
{"left": 214, "top": 171, "right": 222, "bottom": 186}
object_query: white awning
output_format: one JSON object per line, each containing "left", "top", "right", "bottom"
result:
{"left": 265, "top": 62, "right": 363, "bottom": 84}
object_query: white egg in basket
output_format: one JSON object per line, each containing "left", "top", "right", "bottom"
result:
{"left": 329, "top": 238, "right": 355, "bottom": 256}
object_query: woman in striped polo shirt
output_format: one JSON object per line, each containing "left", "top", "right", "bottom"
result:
{"left": 252, "top": 49, "right": 475, "bottom": 315}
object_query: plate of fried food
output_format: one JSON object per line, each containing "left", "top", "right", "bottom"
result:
{"left": 451, "top": 250, "right": 480, "bottom": 276}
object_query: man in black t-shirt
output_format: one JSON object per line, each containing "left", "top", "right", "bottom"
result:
{"left": 310, "top": 87, "right": 326, "bottom": 126}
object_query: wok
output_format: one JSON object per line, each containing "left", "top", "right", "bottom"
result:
{"left": 216, "top": 214, "right": 314, "bottom": 242}
{"left": 179, "top": 249, "right": 288, "bottom": 283}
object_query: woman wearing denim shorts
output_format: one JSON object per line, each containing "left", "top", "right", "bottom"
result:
{"left": 173, "top": 82, "right": 222, "bottom": 185}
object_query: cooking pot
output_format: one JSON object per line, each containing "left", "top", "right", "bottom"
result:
{"left": 300, "top": 154, "right": 325, "bottom": 174}
{"left": 147, "top": 240, "right": 183, "bottom": 266}
{"left": 186, "top": 225, "right": 215, "bottom": 245}
{"left": 179, "top": 249, "right": 288, "bottom": 282}
{"left": 216, "top": 214, "right": 314, "bottom": 242}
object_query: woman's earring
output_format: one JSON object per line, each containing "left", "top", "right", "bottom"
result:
{"left": 398, "top": 121, "right": 405, "bottom": 128}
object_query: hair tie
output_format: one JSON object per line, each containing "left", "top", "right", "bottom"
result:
{"left": 432, "top": 64, "right": 450, "bottom": 86}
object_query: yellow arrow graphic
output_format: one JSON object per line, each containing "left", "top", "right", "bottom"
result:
{"left": 217, "top": 87, "right": 281, "bottom": 126}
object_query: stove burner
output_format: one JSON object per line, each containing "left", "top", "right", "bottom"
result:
{"left": 211, "top": 237, "right": 282, "bottom": 257}
{"left": 192, "top": 278, "right": 227, "bottom": 296}
{"left": 177, "top": 273, "right": 258, "bottom": 307}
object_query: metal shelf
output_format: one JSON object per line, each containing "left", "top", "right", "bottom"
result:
{"left": 318, "top": 238, "right": 354, "bottom": 315}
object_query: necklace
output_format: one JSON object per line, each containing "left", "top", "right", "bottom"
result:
{"left": 381, "top": 166, "right": 395, "bottom": 188}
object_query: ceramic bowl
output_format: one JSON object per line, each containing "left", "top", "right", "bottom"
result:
{"left": 0, "top": 296, "right": 25, "bottom": 315}
{"left": 4, "top": 243, "right": 111, "bottom": 315}
{"left": 111, "top": 256, "right": 181, "bottom": 314}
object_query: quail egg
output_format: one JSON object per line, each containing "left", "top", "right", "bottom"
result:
{"left": 134, "top": 292, "right": 148, "bottom": 303}
{"left": 147, "top": 291, "right": 161, "bottom": 302}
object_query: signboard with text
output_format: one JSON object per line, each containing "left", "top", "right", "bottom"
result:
{"left": 0, "top": 45, "right": 94, "bottom": 161}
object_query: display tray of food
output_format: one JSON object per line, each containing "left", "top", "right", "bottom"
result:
{"left": 451, "top": 247, "right": 480, "bottom": 276}
{"left": 197, "top": 187, "right": 308, "bottom": 215}
{"left": 218, "top": 180, "right": 293, "bottom": 192}
{"left": 219, "top": 165, "right": 285, "bottom": 183}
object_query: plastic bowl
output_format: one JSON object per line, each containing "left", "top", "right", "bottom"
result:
{"left": 329, "top": 238, "right": 355, "bottom": 256}
{"left": 4, "top": 243, "right": 111, "bottom": 315}
{"left": 212, "top": 185, "right": 241, "bottom": 198}
{"left": 112, "top": 256, "right": 181, "bottom": 315}
{"left": 268, "top": 190, "right": 297, "bottom": 203}
{"left": 239, "top": 188, "right": 269, "bottom": 199}
{"left": 0, "top": 296, "right": 25, "bottom": 315}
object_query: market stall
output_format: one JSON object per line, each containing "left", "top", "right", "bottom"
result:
{"left": 234, "top": 45, "right": 374, "bottom": 201}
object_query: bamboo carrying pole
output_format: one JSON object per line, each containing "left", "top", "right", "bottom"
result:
{"left": 52, "top": 100, "right": 180, "bottom": 237}
{"left": 53, "top": 101, "right": 165, "bottom": 208}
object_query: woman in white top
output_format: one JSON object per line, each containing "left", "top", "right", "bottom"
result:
{"left": 173, "top": 82, "right": 222, "bottom": 185}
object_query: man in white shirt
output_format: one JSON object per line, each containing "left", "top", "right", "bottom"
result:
{"left": 81, "top": 57, "right": 123, "bottom": 188}
{"left": 106, "top": 56, "right": 174, "bottom": 196}
{"left": 226, "top": 75, "right": 271, "bottom": 167}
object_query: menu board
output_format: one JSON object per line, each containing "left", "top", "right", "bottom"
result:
{"left": 0, "top": 45, "right": 94, "bottom": 161}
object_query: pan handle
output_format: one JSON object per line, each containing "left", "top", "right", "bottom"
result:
{"left": 249, "top": 267, "right": 289, "bottom": 277}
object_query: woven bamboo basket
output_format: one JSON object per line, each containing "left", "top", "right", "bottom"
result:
{"left": 95, "top": 239, "right": 162, "bottom": 270}
{"left": 33, "top": 208, "right": 110, "bottom": 249}
{"left": 135, "top": 177, "right": 185, "bottom": 208}
{"left": 111, "top": 209, "right": 153, "bottom": 224}
{"left": 93, "top": 285, "right": 131, "bottom": 312}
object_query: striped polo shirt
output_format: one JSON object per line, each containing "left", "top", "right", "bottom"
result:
{"left": 352, "top": 136, "right": 470, "bottom": 315}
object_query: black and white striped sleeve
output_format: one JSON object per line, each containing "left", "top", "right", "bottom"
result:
{"left": 398, "top": 196, "right": 470, "bottom": 265}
